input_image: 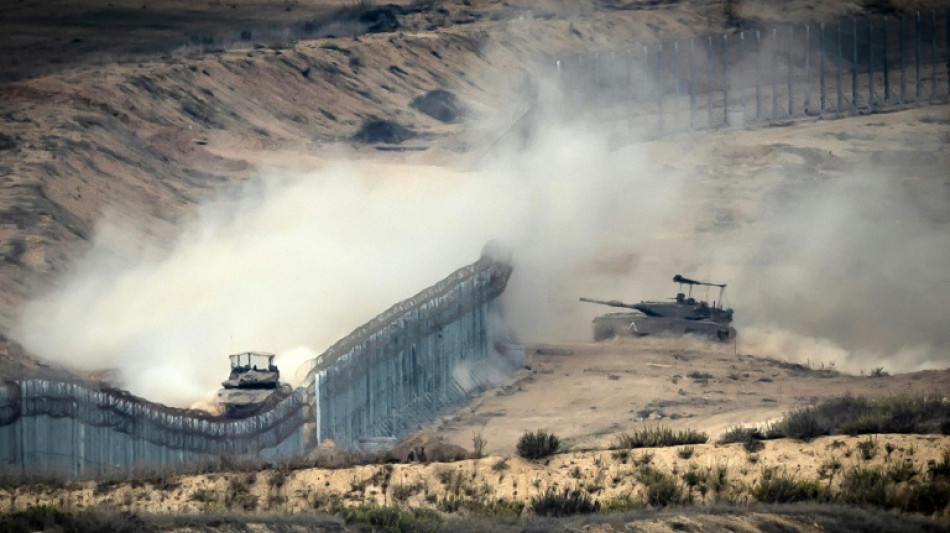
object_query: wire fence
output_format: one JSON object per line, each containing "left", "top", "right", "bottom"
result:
{"left": 554, "top": 10, "right": 950, "bottom": 135}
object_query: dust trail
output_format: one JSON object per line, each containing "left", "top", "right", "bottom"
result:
{"left": 730, "top": 167, "right": 950, "bottom": 373}
{"left": 13, "top": 106, "right": 681, "bottom": 407}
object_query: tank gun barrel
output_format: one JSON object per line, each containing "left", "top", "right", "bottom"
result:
{"left": 579, "top": 297, "right": 638, "bottom": 310}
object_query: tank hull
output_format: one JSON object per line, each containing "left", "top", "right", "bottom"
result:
{"left": 592, "top": 312, "right": 736, "bottom": 342}
{"left": 215, "top": 383, "right": 292, "bottom": 418}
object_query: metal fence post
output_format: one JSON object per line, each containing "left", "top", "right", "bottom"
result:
{"left": 852, "top": 18, "right": 858, "bottom": 113}
{"left": 642, "top": 45, "right": 649, "bottom": 107}
{"left": 674, "top": 41, "right": 680, "bottom": 131}
{"left": 868, "top": 19, "right": 874, "bottom": 111}
{"left": 689, "top": 38, "right": 696, "bottom": 129}
{"left": 788, "top": 26, "right": 794, "bottom": 116}
{"left": 820, "top": 22, "right": 826, "bottom": 115}
{"left": 609, "top": 50, "right": 617, "bottom": 108}
{"left": 708, "top": 36, "right": 714, "bottom": 128}
{"left": 805, "top": 24, "right": 812, "bottom": 114}
{"left": 755, "top": 30, "right": 762, "bottom": 119}
{"left": 657, "top": 42, "right": 663, "bottom": 135}
{"left": 772, "top": 28, "right": 779, "bottom": 120}
{"left": 900, "top": 14, "right": 906, "bottom": 106}
{"left": 883, "top": 16, "right": 890, "bottom": 102}
{"left": 723, "top": 34, "right": 729, "bottom": 124}
{"left": 931, "top": 10, "right": 937, "bottom": 102}
{"left": 593, "top": 52, "right": 600, "bottom": 96}
{"left": 915, "top": 11, "right": 921, "bottom": 101}
{"left": 836, "top": 20, "right": 843, "bottom": 115}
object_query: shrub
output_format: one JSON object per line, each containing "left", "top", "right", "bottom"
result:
{"left": 839, "top": 466, "right": 888, "bottom": 507}
{"left": 718, "top": 426, "right": 762, "bottom": 444}
{"left": 887, "top": 459, "right": 918, "bottom": 483}
{"left": 190, "top": 488, "right": 217, "bottom": 503}
{"left": 900, "top": 478, "right": 950, "bottom": 515}
{"left": 0, "top": 506, "right": 154, "bottom": 533}
{"left": 613, "top": 425, "right": 708, "bottom": 449}
{"left": 752, "top": 469, "right": 826, "bottom": 503}
{"left": 601, "top": 493, "right": 641, "bottom": 511}
{"left": 857, "top": 436, "right": 878, "bottom": 461}
{"left": 678, "top": 446, "right": 696, "bottom": 459}
{"left": 516, "top": 430, "right": 560, "bottom": 460}
{"left": 638, "top": 467, "right": 684, "bottom": 507}
{"left": 472, "top": 429, "right": 487, "bottom": 459}
{"left": 391, "top": 482, "right": 424, "bottom": 502}
{"left": 928, "top": 449, "right": 950, "bottom": 479}
{"left": 439, "top": 495, "right": 524, "bottom": 517}
{"left": 529, "top": 488, "right": 599, "bottom": 516}
{"left": 634, "top": 451, "right": 655, "bottom": 466}
{"left": 719, "top": 426, "right": 766, "bottom": 452}
{"left": 775, "top": 395, "right": 950, "bottom": 438}
{"left": 780, "top": 407, "right": 824, "bottom": 440}
{"left": 339, "top": 505, "right": 441, "bottom": 533}
{"left": 225, "top": 474, "right": 257, "bottom": 511}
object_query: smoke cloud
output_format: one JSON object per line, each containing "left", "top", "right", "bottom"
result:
{"left": 13, "top": 98, "right": 683, "bottom": 406}
{"left": 731, "top": 165, "right": 950, "bottom": 373}
{"left": 12, "top": 34, "right": 950, "bottom": 409}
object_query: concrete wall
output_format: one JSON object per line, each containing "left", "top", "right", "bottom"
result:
{"left": 0, "top": 251, "right": 514, "bottom": 477}
{"left": 307, "top": 251, "right": 517, "bottom": 448}
{"left": 0, "top": 379, "right": 306, "bottom": 478}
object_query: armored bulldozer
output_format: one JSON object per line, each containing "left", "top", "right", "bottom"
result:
{"left": 215, "top": 351, "right": 290, "bottom": 418}
{"left": 581, "top": 274, "right": 736, "bottom": 342}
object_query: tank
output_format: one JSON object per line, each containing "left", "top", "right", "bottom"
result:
{"left": 215, "top": 351, "right": 289, "bottom": 418}
{"left": 581, "top": 274, "right": 737, "bottom": 342}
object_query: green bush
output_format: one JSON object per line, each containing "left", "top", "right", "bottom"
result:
{"left": 339, "top": 505, "right": 441, "bottom": 533}
{"left": 900, "top": 479, "right": 950, "bottom": 516}
{"left": 839, "top": 466, "right": 889, "bottom": 507}
{"left": 774, "top": 395, "right": 950, "bottom": 439}
{"left": 719, "top": 426, "right": 766, "bottom": 452}
{"left": 0, "top": 506, "right": 153, "bottom": 533}
{"left": 601, "top": 493, "right": 641, "bottom": 512}
{"left": 856, "top": 436, "right": 878, "bottom": 461}
{"left": 516, "top": 429, "right": 560, "bottom": 460}
{"left": 752, "top": 469, "right": 826, "bottom": 503}
{"left": 887, "top": 459, "right": 919, "bottom": 483}
{"left": 529, "top": 488, "right": 599, "bottom": 516}
{"left": 678, "top": 445, "right": 696, "bottom": 459}
{"left": 779, "top": 407, "right": 824, "bottom": 441}
{"left": 613, "top": 425, "right": 708, "bottom": 449}
{"left": 718, "top": 426, "right": 762, "bottom": 444}
{"left": 637, "top": 467, "right": 684, "bottom": 507}
{"left": 439, "top": 495, "right": 524, "bottom": 517}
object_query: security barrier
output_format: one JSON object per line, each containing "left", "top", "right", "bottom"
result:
{"left": 0, "top": 249, "right": 513, "bottom": 477}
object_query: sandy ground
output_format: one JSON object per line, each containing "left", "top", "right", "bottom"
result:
{"left": 429, "top": 338, "right": 950, "bottom": 454}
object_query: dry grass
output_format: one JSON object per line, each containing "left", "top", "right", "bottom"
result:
{"left": 613, "top": 425, "right": 709, "bottom": 449}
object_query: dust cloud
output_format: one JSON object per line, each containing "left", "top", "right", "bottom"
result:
{"left": 12, "top": 36, "right": 950, "bottom": 408}
{"left": 12, "top": 93, "right": 682, "bottom": 407}
{"left": 730, "top": 168, "right": 950, "bottom": 374}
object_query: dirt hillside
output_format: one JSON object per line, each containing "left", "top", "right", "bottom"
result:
{"left": 0, "top": 0, "right": 737, "bottom": 339}
{"left": 432, "top": 338, "right": 950, "bottom": 454}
